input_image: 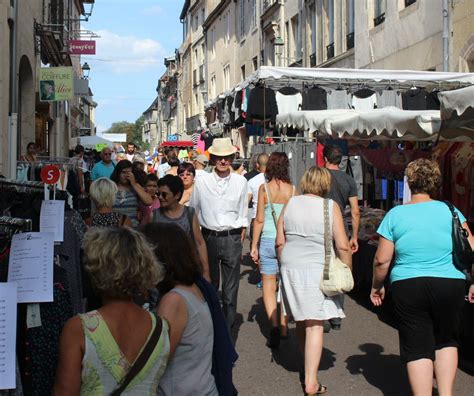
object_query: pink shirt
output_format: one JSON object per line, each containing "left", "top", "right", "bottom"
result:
{"left": 139, "top": 199, "right": 160, "bottom": 225}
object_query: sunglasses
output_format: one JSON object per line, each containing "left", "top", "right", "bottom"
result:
{"left": 212, "top": 155, "right": 233, "bottom": 163}
{"left": 103, "top": 152, "right": 112, "bottom": 156}
{"left": 157, "top": 191, "right": 170, "bottom": 198}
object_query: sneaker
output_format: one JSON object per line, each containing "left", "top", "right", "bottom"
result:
{"left": 256, "top": 281, "right": 263, "bottom": 289}
{"left": 329, "top": 318, "right": 341, "bottom": 330}
{"left": 323, "top": 321, "right": 331, "bottom": 333}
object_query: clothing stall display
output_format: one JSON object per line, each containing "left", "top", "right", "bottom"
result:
{"left": 0, "top": 179, "right": 86, "bottom": 394}
{"left": 301, "top": 86, "right": 327, "bottom": 110}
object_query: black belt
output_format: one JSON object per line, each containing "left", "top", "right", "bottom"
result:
{"left": 202, "top": 227, "right": 242, "bottom": 237}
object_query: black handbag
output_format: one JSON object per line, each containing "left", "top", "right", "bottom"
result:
{"left": 444, "top": 201, "right": 474, "bottom": 272}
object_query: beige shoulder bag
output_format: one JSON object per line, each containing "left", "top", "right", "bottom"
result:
{"left": 320, "top": 198, "right": 354, "bottom": 297}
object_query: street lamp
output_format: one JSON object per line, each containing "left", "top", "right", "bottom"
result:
{"left": 81, "top": 62, "right": 90, "bottom": 79}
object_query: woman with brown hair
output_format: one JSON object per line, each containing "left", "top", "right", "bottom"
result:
{"left": 370, "top": 159, "right": 474, "bottom": 396}
{"left": 177, "top": 162, "right": 196, "bottom": 206}
{"left": 276, "top": 166, "right": 351, "bottom": 395}
{"left": 143, "top": 223, "right": 220, "bottom": 396}
{"left": 250, "top": 152, "right": 294, "bottom": 348}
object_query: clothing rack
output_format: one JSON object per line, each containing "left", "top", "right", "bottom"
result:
{"left": 0, "top": 216, "right": 33, "bottom": 232}
{"left": 0, "top": 178, "right": 45, "bottom": 190}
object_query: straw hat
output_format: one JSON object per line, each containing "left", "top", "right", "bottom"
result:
{"left": 208, "top": 138, "right": 237, "bottom": 157}
{"left": 195, "top": 154, "right": 209, "bottom": 165}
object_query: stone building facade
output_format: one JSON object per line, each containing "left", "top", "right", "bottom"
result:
{"left": 0, "top": 0, "right": 96, "bottom": 177}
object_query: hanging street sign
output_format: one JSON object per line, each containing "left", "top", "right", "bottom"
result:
{"left": 68, "top": 40, "right": 96, "bottom": 55}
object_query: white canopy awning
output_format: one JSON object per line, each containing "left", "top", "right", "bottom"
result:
{"left": 438, "top": 86, "right": 474, "bottom": 141}
{"left": 276, "top": 107, "right": 442, "bottom": 141}
{"left": 70, "top": 135, "right": 114, "bottom": 149}
{"left": 205, "top": 66, "right": 474, "bottom": 108}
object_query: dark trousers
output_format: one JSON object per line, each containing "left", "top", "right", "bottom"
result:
{"left": 204, "top": 233, "right": 243, "bottom": 329}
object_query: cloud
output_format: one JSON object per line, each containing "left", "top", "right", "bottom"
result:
{"left": 88, "top": 29, "right": 166, "bottom": 75}
{"left": 141, "top": 5, "right": 163, "bottom": 16}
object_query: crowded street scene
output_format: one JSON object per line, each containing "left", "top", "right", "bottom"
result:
{"left": 1, "top": 0, "right": 474, "bottom": 395}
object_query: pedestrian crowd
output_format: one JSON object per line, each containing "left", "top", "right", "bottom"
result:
{"left": 49, "top": 138, "right": 474, "bottom": 395}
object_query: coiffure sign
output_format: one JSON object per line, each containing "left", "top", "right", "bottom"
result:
{"left": 68, "top": 40, "right": 96, "bottom": 55}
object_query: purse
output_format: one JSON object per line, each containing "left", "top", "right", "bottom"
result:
{"left": 320, "top": 198, "right": 354, "bottom": 297}
{"left": 444, "top": 201, "right": 474, "bottom": 272}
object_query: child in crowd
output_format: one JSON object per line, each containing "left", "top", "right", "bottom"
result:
{"left": 139, "top": 173, "right": 161, "bottom": 225}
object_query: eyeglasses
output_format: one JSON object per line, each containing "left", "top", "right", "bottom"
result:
{"left": 157, "top": 191, "right": 169, "bottom": 198}
{"left": 103, "top": 152, "right": 112, "bottom": 156}
{"left": 212, "top": 155, "right": 233, "bottom": 163}
{"left": 178, "top": 172, "right": 194, "bottom": 177}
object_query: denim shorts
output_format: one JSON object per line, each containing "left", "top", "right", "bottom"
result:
{"left": 259, "top": 237, "right": 279, "bottom": 275}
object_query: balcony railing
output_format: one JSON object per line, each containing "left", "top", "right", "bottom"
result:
{"left": 326, "top": 42, "right": 334, "bottom": 60}
{"left": 405, "top": 0, "right": 416, "bottom": 7}
{"left": 309, "top": 53, "right": 317, "bottom": 67}
{"left": 262, "top": 0, "right": 278, "bottom": 13}
{"left": 346, "top": 32, "right": 354, "bottom": 50}
{"left": 199, "top": 64, "right": 205, "bottom": 82}
{"left": 374, "top": 13, "right": 385, "bottom": 27}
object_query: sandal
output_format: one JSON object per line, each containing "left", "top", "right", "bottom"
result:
{"left": 306, "top": 383, "right": 327, "bottom": 395}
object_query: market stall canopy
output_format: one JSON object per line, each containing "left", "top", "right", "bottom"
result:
{"left": 276, "top": 107, "right": 441, "bottom": 141}
{"left": 161, "top": 141, "right": 194, "bottom": 147}
{"left": 70, "top": 135, "right": 114, "bottom": 149}
{"left": 438, "top": 85, "right": 474, "bottom": 141}
{"left": 206, "top": 66, "right": 474, "bottom": 108}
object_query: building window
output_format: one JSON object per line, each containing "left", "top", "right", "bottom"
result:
{"left": 309, "top": 4, "right": 317, "bottom": 61}
{"left": 194, "top": 93, "right": 199, "bottom": 111}
{"left": 253, "top": 56, "right": 258, "bottom": 71}
{"left": 291, "top": 16, "right": 300, "bottom": 63}
{"left": 327, "top": 0, "right": 334, "bottom": 47}
{"left": 241, "top": 64, "right": 246, "bottom": 80}
{"left": 201, "top": 8, "right": 205, "bottom": 23}
{"left": 346, "top": 0, "right": 354, "bottom": 49}
{"left": 374, "top": 0, "right": 386, "bottom": 27}
{"left": 223, "top": 65, "right": 231, "bottom": 91}
{"left": 405, "top": 0, "right": 416, "bottom": 7}
{"left": 252, "top": 0, "right": 257, "bottom": 28}
{"left": 194, "top": 15, "right": 198, "bottom": 31}
{"left": 240, "top": 0, "right": 246, "bottom": 38}
{"left": 210, "top": 75, "right": 216, "bottom": 98}
{"left": 210, "top": 28, "right": 216, "bottom": 59}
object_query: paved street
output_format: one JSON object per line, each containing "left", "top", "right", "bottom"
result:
{"left": 232, "top": 246, "right": 474, "bottom": 396}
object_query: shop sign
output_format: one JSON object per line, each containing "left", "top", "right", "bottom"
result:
{"left": 167, "top": 134, "right": 178, "bottom": 142}
{"left": 40, "top": 165, "right": 60, "bottom": 185}
{"left": 39, "top": 67, "right": 74, "bottom": 102}
{"left": 68, "top": 40, "right": 96, "bottom": 55}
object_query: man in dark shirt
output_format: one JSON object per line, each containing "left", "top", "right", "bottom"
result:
{"left": 324, "top": 145, "right": 360, "bottom": 330}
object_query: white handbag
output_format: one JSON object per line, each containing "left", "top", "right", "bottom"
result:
{"left": 320, "top": 199, "right": 354, "bottom": 297}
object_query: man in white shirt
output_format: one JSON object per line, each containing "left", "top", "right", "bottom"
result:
{"left": 247, "top": 153, "right": 269, "bottom": 221}
{"left": 190, "top": 138, "right": 248, "bottom": 329}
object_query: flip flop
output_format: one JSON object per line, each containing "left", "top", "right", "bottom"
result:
{"left": 306, "top": 383, "right": 327, "bottom": 395}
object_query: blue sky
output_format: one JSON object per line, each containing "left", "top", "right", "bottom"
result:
{"left": 81, "top": 0, "right": 183, "bottom": 134}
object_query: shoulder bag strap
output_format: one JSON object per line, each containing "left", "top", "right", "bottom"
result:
{"left": 111, "top": 315, "right": 163, "bottom": 396}
{"left": 323, "top": 199, "right": 331, "bottom": 281}
{"left": 185, "top": 206, "right": 196, "bottom": 242}
{"left": 264, "top": 182, "right": 278, "bottom": 228}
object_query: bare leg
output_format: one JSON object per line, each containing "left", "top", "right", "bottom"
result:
{"left": 262, "top": 274, "right": 278, "bottom": 327}
{"left": 434, "top": 347, "right": 458, "bottom": 396}
{"left": 280, "top": 309, "right": 288, "bottom": 337}
{"left": 407, "top": 358, "right": 434, "bottom": 396}
{"left": 304, "top": 320, "right": 324, "bottom": 394}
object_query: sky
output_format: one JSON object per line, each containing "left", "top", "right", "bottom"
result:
{"left": 81, "top": 0, "right": 183, "bottom": 134}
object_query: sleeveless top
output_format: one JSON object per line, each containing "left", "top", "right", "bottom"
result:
{"left": 79, "top": 310, "right": 170, "bottom": 395}
{"left": 152, "top": 206, "right": 195, "bottom": 237}
{"left": 157, "top": 288, "right": 218, "bottom": 396}
{"left": 261, "top": 183, "right": 294, "bottom": 239}
{"left": 91, "top": 212, "right": 124, "bottom": 227}
{"left": 113, "top": 190, "right": 139, "bottom": 226}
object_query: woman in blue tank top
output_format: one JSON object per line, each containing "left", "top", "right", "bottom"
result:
{"left": 250, "top": 152, "right": 295, "bottom": 349}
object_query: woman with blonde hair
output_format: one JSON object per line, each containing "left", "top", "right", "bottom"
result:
{"left": 276, "top": 166, "right": 351, "bottom": 395}
{"left": 53, "top": 227, "right": 169, "bottom": 395}
{"left": 87, "top": 177, "right": 132, "bottom": 227}
{"left": 371, "top": 159, "right": 474, "bottom": 396}
{"left": 250, "top": 152, "right": 294, "bottom": 348}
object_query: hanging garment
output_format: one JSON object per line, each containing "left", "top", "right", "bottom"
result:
{"left": 402, "top": 88, "right": 428, "bottom": 110}
{"left": 376, "top": 89, "right": 403, "bottom": 109}
{"left": 276, "top": 91, "right": 302, "bottom": 114}
{"left": 245, "top": 123, "right": 264, "bottom": 137}
{"left": 402, "top": 175, "right": 412, "bottom": 204}
{"left": 426, "top": 90, "right": 441, "bottom": 110}
{"left": 352, "top": 89, "right": 377, "bottom": 111}
{"left": 247, "top": 86, "right": 278, "bottom": 122}
{"left": 327, "top": 89, "right": 352, "bottom": 110}
{"left": 301, "top": 86, "right": 327, "bottom": 110}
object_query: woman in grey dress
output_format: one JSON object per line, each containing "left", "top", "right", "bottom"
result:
{"left": 276, "top": 167, "right": 352, "bottom": 395}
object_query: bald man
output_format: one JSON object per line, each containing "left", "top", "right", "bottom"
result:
{"left": 91, "top": 147, "right": 115, "bottom": 180}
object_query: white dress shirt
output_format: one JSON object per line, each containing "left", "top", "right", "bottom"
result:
{"left": 190, "top": 171, "right": 249, "bottom": 231}
{"left": 247, "top": 172, "right": 266, "bottom": 219}
{"left": 194, "top": 169, "right": 207, "bottom": 181}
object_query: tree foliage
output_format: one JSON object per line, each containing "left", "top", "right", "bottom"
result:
{"left": 103, "top": 115, "right": 146, "bottom": 150}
